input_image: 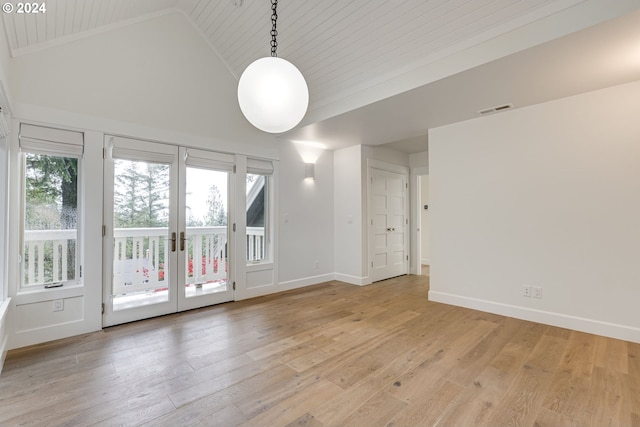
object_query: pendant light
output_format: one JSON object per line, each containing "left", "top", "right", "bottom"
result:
{"left": 237, "top": 0, "right": 309, "bottom": 134}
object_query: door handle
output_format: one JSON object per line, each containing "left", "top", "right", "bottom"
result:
{"left": 386, "top": 227, "right": 396, "bottom": 232}
{"left": 171, "top": 232, "right": 177, "bottom": 252}
{"left": 180, "top": 231, "right": 185, "bottom": 251}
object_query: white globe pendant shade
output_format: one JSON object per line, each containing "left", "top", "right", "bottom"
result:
{"left": 238, "top": 57, "right": 309, "bottom": 133}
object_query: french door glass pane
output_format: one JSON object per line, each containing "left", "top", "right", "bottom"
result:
{"left": 184, "top": 167, "right": 228, "bottom": 297}
{"left": 112, "top": 159, "right": 171, "bottom": 311}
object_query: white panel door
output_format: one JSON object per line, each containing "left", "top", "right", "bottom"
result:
{"left": 371, "top": 168, "right": 408, "bottom": 282}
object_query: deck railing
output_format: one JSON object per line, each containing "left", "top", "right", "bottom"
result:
{"left": 23, "top": 226, "right": 266, "bottom": 290}
{"left": 23, "top": 229, "right": 76, "bottom": 286}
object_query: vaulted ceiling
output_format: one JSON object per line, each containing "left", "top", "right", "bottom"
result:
{"left": 3, "top": 0, "right": 640, "bottom": 153}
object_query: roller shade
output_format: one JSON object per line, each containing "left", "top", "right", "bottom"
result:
{"left": 185, "top": 148, "right": 235, "bottom": 172}
{"left": 19, "top": 124, "right": 84, "bottom": 156}
{"left": 247, "top": 158, "right": 274, "bottom": 175}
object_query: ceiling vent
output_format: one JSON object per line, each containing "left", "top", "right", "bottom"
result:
{"left": 478, "top": 103, "right": 514, "bottom": 116}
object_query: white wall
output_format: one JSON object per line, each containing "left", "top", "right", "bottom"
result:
{"left": 277, "top": 141, "right": 334, "bottom": 288}
{"left": 0, "top": 13, "right": 11, "bottom": 106}
{"left": 8, "top": 11, "right": 264, "bottom": 146}
{"left": 429, "top": 80, "right": 640, "bottom": 343}
{"left": 410, "top": 151, "right": 428, "bottom": 170}
{"left": 334, "top": 145, "right": 365, "bottom": 284}
{"left": 0, "top": 13, "right": 11, "bottom": 372}
{"left": 420, "top": 175, "right": 430, "bottom": 264}
{"left": 365, "top": 146, "right": 410, "bottom": 167}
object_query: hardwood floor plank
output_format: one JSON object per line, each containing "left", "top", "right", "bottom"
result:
{"left": 436, "top": 341, "right": 532, "bottom": 426}
{"left": 595, "top": 335, "right": 629, "bottom": 373}
{"left": 140, "top": 364, "right": 298, "bottom": 426}
{"left": 238, "top": 379, "right": 343, "bottom": 427}
{"left": 385, "top": 319, "right": 498, "bottom": 402}
{"left": 339, "top": 390, "right": 407, "bottom": 427}
{"left": 484, "top": 335, "right": 568, "bottom": 426}
{"left": 235, "top": 368, "right": 323, "bottom": 418}
{"left": 2, "top": 275, "right": 637, "bottom": 427}
{"left": 386, "top": 378, "right": 463, "bottom": 427}
{"left": 533, "top": 407, "right": 581, "bottom": 427}
{"left": 284, "top": 412, "right": 324, "bottom": 427}
{"left": 442, "top": 316, "right": 523, "bottom": 386}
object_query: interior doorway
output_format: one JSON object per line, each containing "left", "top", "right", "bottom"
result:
{"left": 418, "top": 174, "right": 429, "bottom": 276}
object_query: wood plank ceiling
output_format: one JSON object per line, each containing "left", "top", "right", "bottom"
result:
{"left": 2, "top": 0, "right": 586, "bottom": 117}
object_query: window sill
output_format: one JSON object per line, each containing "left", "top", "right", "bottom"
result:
{"left": 15, "top": 283, "right": 84, "bottom": 305}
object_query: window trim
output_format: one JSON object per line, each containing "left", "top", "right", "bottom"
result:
{"left": 18, "top": 124, "right": 84, "bottom": 291}
{"left": 246, "top": 172, "right": 272, "bottom": 265}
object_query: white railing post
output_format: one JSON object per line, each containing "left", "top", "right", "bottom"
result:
{"left": 246, "top": 227, "right": 265, "bottom": 262}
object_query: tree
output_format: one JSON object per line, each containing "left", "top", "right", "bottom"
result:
{"left": 205, "top": 184, "right": 227, "bottom": 226}
{"left": 139, "top": 163, "right": 169, "bottom": 227}
{"left": 114, "top": 161, "right": 141, "bottom": 228}
{"left": 114, "top": 161, "right": 169, "bottom": 228}
{"left": 24, "top": 153, "right": 78, "bottom": 283}
{"left": 25, "top": 154, "right": 77, "bottom": 229}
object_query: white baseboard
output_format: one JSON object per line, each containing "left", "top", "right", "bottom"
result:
{"left": 237, "top": 273, "right": 336, "bottom": 301}
{"left": 334, "top": 273, "right": 370, "bottom": 286}
{"left": 429, "top": 291, "right": 640, "bottom": 344}
{"left": 421, "top": 258, "right": 430, "bottom": 265}
{"left": 9, "top": 320, "right": 100, "bottom": 350}
{"left": 276, "top": 273, "right": 336, "bottom": 292}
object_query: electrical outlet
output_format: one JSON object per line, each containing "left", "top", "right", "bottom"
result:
{"left": 522, "top": 285, "right": 531, "bottom": 297}
{"left": 533, "top": 286, "right": 542, "bottom": 299}
{"left": 53, "top": 299, "right": 64, "bottom": 312}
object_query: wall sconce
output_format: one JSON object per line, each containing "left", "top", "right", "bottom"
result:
{"left": 304, "top": 163, "right": 315, "bottom": 180}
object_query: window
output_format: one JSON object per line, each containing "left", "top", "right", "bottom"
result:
{"left": 19, "top": 124, "right": 83, "bottom": 288}
{"left": 246, "top": 158, "right": 273, "bottom": 263}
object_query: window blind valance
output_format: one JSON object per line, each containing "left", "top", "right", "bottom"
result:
{"left": 19, "top": 124, "right": 84, "bottom": 156}
{"left": 108, "top": 136, "right": 175, "bottom": 164}
{"left": 185, "top": 148, "right": 235, "bottom": 172}
{"left": 247, "top": 158, "right": 274, "bottom": 175}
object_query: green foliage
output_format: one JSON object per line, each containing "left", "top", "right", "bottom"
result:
{"left": 205, "top": 184, "right": 227, "bottom": 226}
{"left": 23, "top": 153, "right": 78, "bottom": 284}
{"left": 25, "top": 153, "right": 77, "bottom": 230}
{"left": 114, "top": 160, "right": 169, "bottom": 228}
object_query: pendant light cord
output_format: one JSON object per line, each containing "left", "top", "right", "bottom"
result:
{"left": 270, "top": 0, "right": 278, "bottom": 57}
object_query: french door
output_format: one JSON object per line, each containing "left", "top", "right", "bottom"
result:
{"left": 103, "top": 137, "right": 234, "bottom": 326}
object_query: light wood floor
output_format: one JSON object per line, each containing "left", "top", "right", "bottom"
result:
{"left": 2, "top": 274, "right": 639, "bottom": 426}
